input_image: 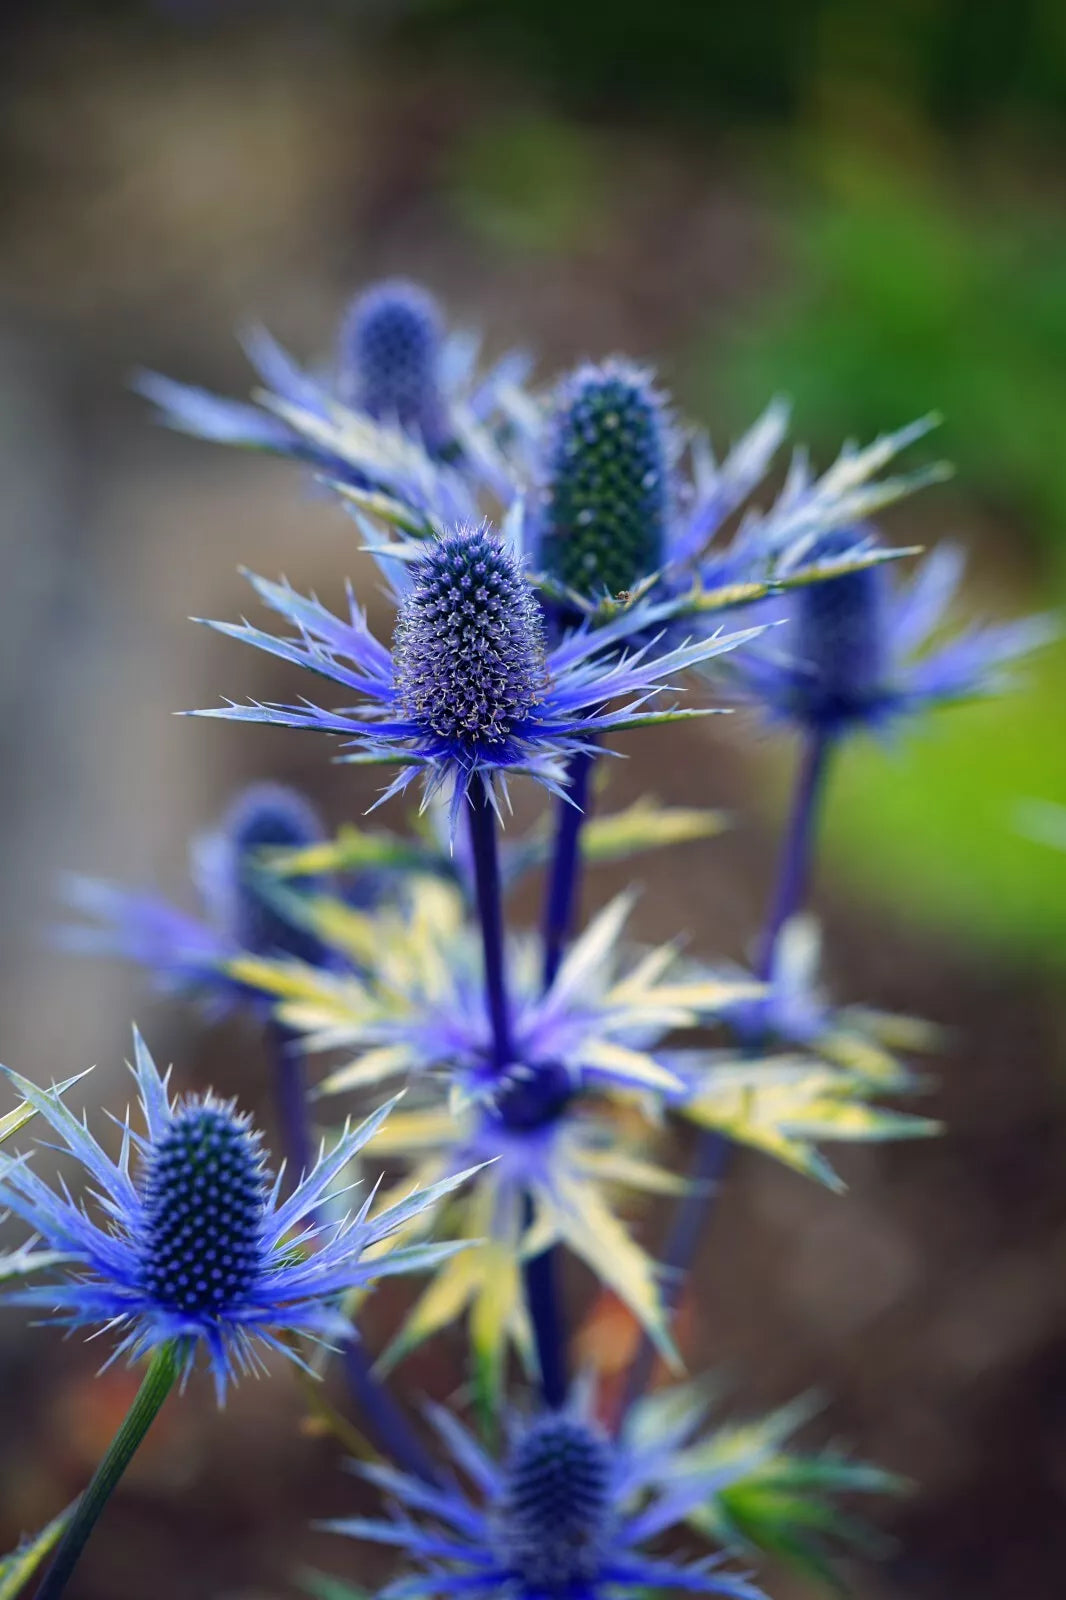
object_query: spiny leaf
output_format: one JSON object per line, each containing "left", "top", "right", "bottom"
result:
{"left": 0, "top": 1502, "right": 76, "bottom": 1600}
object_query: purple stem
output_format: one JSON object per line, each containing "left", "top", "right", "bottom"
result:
{"left": 755, "top": 729, "right": 834, "bottom": 982}
{"left": 524, "top": 1208, "right": 569, "bottom": 1408}
{"left": 265, "top": 1026, "right": 439, "bottom": 1484}
{"left": 541, "top": 743, "right": 596, "bottom": 990}
{"left": 341, "top": 1343, "right": 442, "bottom": 1485}
{"left": 620, "top": 727, "right": 834, "bottom": 1417}
{"left": 269, "top": 1022, "right": 313, "bottom": 1186}
{"left": 525, "top": 745, "right": 602, "bottom": 1408}
{"left": 468, "top": 774, "right": 513, "bottom": 1069}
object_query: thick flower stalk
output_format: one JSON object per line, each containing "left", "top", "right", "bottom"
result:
{"left": 325, "top": 1388, "right": 767, "bottom": 1599}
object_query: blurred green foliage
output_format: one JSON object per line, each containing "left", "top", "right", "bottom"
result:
{"left": 718, "top": 149, "right": 1066, "bottom": 564}
{"left": 820, "top": 644, "right": 1066, "bottom": 965}
{"left": 447, "top": 113, "right": 609, "bottom": 254}
{"left": 400, "top": 0, "right": 1066, "bottom": 129}
{"left": 708, "top": 143, "right": 1066, "bottom": 962}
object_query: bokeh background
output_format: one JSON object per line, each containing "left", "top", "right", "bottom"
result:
{"left": 1, "top": 3, "right": 1066, "bottom": 1597}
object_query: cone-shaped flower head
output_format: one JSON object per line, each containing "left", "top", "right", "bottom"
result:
{"left": 538, "top": 360, "right": 671, "bottom": 602}
{"left": 393, "top": 521, "right": 547, "bottom": 757}
{"left": 198, "top": 518, "right": 764, "bottom": 829}
{"left": 717, "top": 531, "right": 1055, "bottom": 737}
{"left": 61, "top": 782, "right": 335, "bottom": 1005}
{"left": 0, "top": 1031, "right": 474, "bottom": 1397}
{"left": 138, "top": 1099, "right": 267, "bottom": 1320}
{"left": 789, "top": 529, "right": 890, "bottom": 728}
{"left": 217, "top": 783, "right": 329, "bottom": 965}
{"left": 337, "top": 279, "right": 448, "bottom": 451}
{"left": 327, "top": 1389, "right": 765, "bottom": 1598}
{"left": 136, "top": 274, "right": 528, "bottom": 501}
{"left": 497, "top": 1414, "right": 614, "bottom": 1592}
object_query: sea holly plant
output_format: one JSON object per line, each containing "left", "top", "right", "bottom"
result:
{"left": 0, "top": 276, "right": 1051, "bottom": 1600}
{"left": 0, "top": 1031, "right": 476, "bottom": 1597}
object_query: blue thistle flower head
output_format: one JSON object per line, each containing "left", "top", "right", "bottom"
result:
{"left": 716, "top": 533, "right": 1055, "bottom": 737}
{"left": 496, "top": 1413, "right": 614, "bottom": 1592}
{"left": 197, "top": 518, "right": 766, "bottom": 830}
{"left": 393, "top": 521, "right": 547, "bottom": 759}
{"left": 60, "top": 782, "right": 336, "bottom": 1008}
{"left": 337, "top": 279, "right": 448, "bottom": 452}
{"left": 537, "top": 360, "right": 673, "bottom": 603}
{"left": 790, "top": 528, "right": 890, "bottom": 727}
{"left": 213, "top": 782, "right": 330, "bottom": 966}
{"left": 326, "top": 1388, "right": 766, "bottom": 1599}
{"left": 0, "top": 1030, "right": 474, "bottom": 1398}
{"left": 136, "top": 275, "right": 531, "bottom": 505}
{"left": 137, "top": 1096, "right": 267, "bottom": 1320}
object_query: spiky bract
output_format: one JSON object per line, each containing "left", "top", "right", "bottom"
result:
{"left": 0, "top": 1031, "right": 475, "bottom": 1398}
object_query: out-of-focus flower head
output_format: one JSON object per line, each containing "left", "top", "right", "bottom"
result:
{"left": 324, "top": 1382, "right": 766, "bottom": 1599}
{"left": 715, "top": 530, "right": 1055, "bottom": 737}
{"left": 61, "top": 782, "right": 335, "bottom": 1011}
{"left": 0, "top": 1030, "right": 475, "bottom": 1400}
{"left": 195, "top": 518, "right": 762, "bottom": 833}
{"left": 218, "top": 880, "right": 936, "bottom": 1392}
{"left": 335, "top": 280, "right": 449, "bottom": 453}
{"left": 136, "top": 277, "right": 531, "bottom": 493}
{"left": 677, "top": 915, "right": 941, "bottom": 1192}
{"left": 632, "top": 1385, "right": 906, "bottom": 1592}
{"left": 223, "top": 879, "right": 753, "bottom": 1403}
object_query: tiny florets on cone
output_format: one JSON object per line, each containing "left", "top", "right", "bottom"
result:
{"left": 338, "top": 278, "right": 446, "bottom": 447}
{"left": 220, "top": 783, "right": 328, "bottom": 964}
{"left": 539, "top": 360, "right": 671, "bottom": 601}
{"left": 393, "top": 522, "right": 547, "bottom": 755}
{"left": 496, "top": 1415, "right": 614, "bottom": 1592}
{"left": 138, "top": 1098, "right": 267, "bottom": 1319}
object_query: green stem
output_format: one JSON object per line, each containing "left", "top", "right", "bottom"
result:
{"left": 36, "top": 1342, "right": 181, "bottom": 1600}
